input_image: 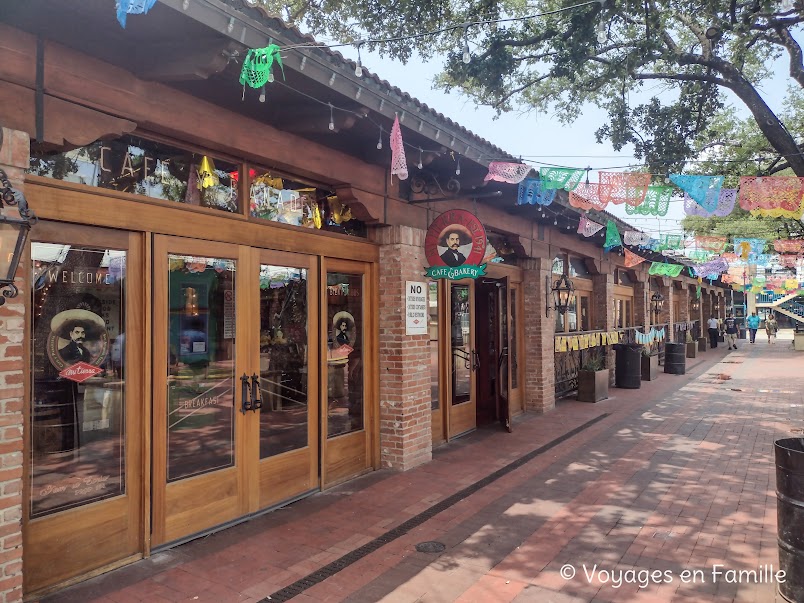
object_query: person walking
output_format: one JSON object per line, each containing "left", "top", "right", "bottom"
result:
{"left": 747, "top": 312, "right": 760, "bottom": 344}
{"left": 707, "top": 314, "right": 719, "bottom": 348}
{"left": 724, "top": 314, "right": 738, "bottom": 350}
{"left": 766, "top": 313, "right": 778, "bottom": 344}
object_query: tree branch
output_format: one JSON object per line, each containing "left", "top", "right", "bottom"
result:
{"left": 491, "top": 75, "right": 551, "bottom": 109}
{"left": 773, "top": 26, "right": 804, "bottom": 88}
{"left": 632, "top": 72, "right": 729, "bottom": 86}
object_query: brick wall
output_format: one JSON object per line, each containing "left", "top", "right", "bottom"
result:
{"left": 591, "top": 273, "right": 615, "bottom": 384}
{"left": 372, "top": 226, "right": 432, "bottom": 470}
{"left": 676, "top": 286, "right": 690, "bottom": 323}
{"left": 633, "top": 281, "right": 648, "bottom": 328}
{"left": 0, "top": 128, "right": 28, "bottom": 602}
{"left": 522, "top": 258, "right": 554, "bottom": 412}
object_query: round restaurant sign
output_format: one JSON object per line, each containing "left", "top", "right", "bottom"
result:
{"left": 424, "top": 210, "right": 487, "bottom": 272}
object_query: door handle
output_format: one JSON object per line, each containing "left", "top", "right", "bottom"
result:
{"left": 471, "top": 350, "right": 480, "bottom": 372}
{"left": 240, "top": 373, "right": 252, "bottom": 414}
{"left": 250, "top": 373, "right": 262, "bottom": 411}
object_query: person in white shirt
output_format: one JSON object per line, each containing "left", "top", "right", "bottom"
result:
{"left": 707, "top": 315, "right": 719, "bottom": 349}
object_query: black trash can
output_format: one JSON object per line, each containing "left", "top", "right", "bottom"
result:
{"left": 664, "top": 342, "right": 686, "bottom": 375}
{"left": 776, "top": 438, "right": 804, "bottom": 603}
{"left": 614, "top": 344, "right": 642, "bottom": 389}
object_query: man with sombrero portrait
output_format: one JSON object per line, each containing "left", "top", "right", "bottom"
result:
{"left": 440, "top": 226, "right": 470, "bottom": 267}
{"left": 50, "top": 309, "right": 107, "bottom": 365}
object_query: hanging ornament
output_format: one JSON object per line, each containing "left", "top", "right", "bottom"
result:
{"left": 648, "top": 262, "right": 684, "bottom": 277}
{"left": 774, "top": 240, "right": 804, "bottom": 253}
{"left": 577, "top": 215, "right": 604, "bottom": 237}
{"left": 669, "top": 174, "right": 723, "bottom": 213}
{"left": 484, "top": 162, "right": 531, "bottom": 184}
{"left": 390, "top": 115, "right": 408, "bottom": 181}
{"left": 693, "top": 257, "right": 729, "bottom": 277}
{"left": 683, "top": 189, "right": 737, "bottom": 217}
{"left": 116, "top": 0, "right": 158, "bottom": 27}
{"left": 625, "top": 186, "right": 672, "bottom": 216}
{"left": 623, "top": 231, "right": 652, "bottom": 247}
{"left": 540, "top": 167, "right": 584, "bottom": 191}
{"left": 196, "top": 156, "right": 219, "bottom": 190}
{"left": 240, "top": 45, "right": 284, "bottom": 91}
{"left": 598, "top": 171, "right": 651, "bottom": 206}
{"left": 733, "top": 238, "right": 766, "bottom": 260}
{"left": 693, "top": 236, "right": 728, "bottom": 253}
{"left": 517, "top": 178, "right": 557, "bottom": 206}
{"left": 312, "top": 203, "right": 323, "bottom": 229}
{"left": 624, "top": 249, "right": 646, "bottom": 268}
{"left": 740, "top": 176, "right": 804, "bottom": 219}
{"left": 569, "top": 182, "right": 608, "bottom": 211}
{"left": 603, "top": 220, "right": 622, "bottom": 252}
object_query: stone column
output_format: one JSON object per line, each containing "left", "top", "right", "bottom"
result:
{"left": 373, "top": 225, "right": 432, "bottom": 470}
{"left": 522, "top": 257, "right": 555, "bottom": 412}
{"left": 0, "top": 128, "right": 28, "bottom": 602}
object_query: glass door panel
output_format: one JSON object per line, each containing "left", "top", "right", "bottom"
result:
{"left": 166, "top": 255, "right": 236, "bottom": 481}
{"left": 321, "top": 260, "right": 373, "bottom": 487}
{"left": 152, "top": 236, "right": 248, "bottom": 546}
{"left": 25, "top": 223, "right": 143, "bottom": 594}
{"left": 448, "top": 281, "right": 475, "bottom": 438}
{"left": 255, "top": 251, "right": 318, "bottom": 509}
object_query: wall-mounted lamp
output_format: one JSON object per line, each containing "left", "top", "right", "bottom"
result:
{"left": 0, "top": 169, "right": 36, "bottom": 305}
{"left": 546, "top": 273, "right": 575, "bottom": 317}
{"left": 650, "top": 292, "right": 664, "bottom": 322}
{"left": 691, "top": 300, "right": 700, "bottom": 311}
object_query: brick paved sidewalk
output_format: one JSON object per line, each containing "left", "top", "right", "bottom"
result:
{"left": 42, "top": 334, "right": 802, "bottom": 603}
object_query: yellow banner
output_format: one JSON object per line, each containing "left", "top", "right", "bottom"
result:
{"left": 556, "top": 337, "right": 567, "bottom": 352}
{"left": 569, "top": 336, "right": 580, "bottom": 351}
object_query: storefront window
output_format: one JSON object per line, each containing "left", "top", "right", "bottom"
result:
{"left": 249, "top": 170, "right": 366, "bottom": 237}
{"left": 30, "top": 244, "right": 127, "bottom": 518}
{"left": 429, "top": 281, "right": 439, "bottom": 411}
{"left": 580, "top": 295, "right": 591, "bottom": 331}
{"left": 29, "top": 136, "right": 239, "bottom": 213}
{"left": 166, "top": 255, "right": 236, "bottom": 481}
{"left": 326, "top": 273, "right": 364, "bottom": 437}
{"left": 259, "top": 265, "right": 309, "bottom": 457}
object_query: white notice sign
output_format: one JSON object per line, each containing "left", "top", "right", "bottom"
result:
{"left": 405, "top": 281, "right": 428, "bottom": 335}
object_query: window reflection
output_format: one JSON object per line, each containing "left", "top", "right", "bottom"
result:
{"left": 451, "top": 284, "right": 471, "bottom": 405}
{"left": 167, "top": 255, "right": 236, "bottom": 482}
{"left": 30, "top": 244, "right": 126, "bottom": 517}
{"left": 327, "top": 273, "right": 364, "bottom": 437}
{"left": 511, "top": 289, "right": 518, "bottom": 390}
{"left": 259, "top": 266, "right": 309, "bottom": 457}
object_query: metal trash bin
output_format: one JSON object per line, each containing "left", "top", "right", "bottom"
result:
{"left": 776, "top": 438, "right": 804, "bottom": 603}
{"left": 664, "top": 342, "right": 686, "bottom": 375}
{"left": 614, "top": 344, "right": 642, "bottom": 389}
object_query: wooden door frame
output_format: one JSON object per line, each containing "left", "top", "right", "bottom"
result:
{"left": 320, "top": 258, "right": 378, "bottom": 488}
{"left": 24, "top": 222, "right": 146, "bottom": 595}
{"left": 253, "top": 248, "right": 320, "bottom": 510}
{"left": 446, "top": 279, "right": 476, "bottom": 440}
{"left": 151, "top": 235, "right": 250, "bottom": 546}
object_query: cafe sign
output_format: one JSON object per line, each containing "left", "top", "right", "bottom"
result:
{"left": 423, "top": 210, "right": 487, "bottom": 280}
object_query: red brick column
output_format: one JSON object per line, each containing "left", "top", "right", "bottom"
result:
{"left": 522, "top": 258, "right": 554, "bottom": 413}
{"left": 676, "top": 286, "right": 690, "bottom": 323}
{"left": 633, "top": 280, "right": 649, "bottom": 329}
{"left": 372, "top": 225, "right": 432, "bottom": 470}
{"left": 0, "top": 128, "right": 28, "bottom": 602}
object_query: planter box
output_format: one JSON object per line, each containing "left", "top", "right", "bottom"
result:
{"left": 641, "top": 354, "right": 659, "bottom": 381}
{"left": 794, "top": 333, "right": 804, "bottom": 351}
{"left": 686, "top": 341, "right": 698, "bottom": 358}
{"left": 577, "top": 369, "right": 609, "bottom": 403}
{"left": 698, "top": 337, "right": 707, "bottom": 352}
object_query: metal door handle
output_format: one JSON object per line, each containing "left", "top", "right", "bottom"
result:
{"left": 240, "top": 373, "right": 252, "bottom": 413}
{"left": 250, "top": 373, "right": 262, "bottom": 411}
{"left": 472, "top": 350, "right": 480, "bottom": 372}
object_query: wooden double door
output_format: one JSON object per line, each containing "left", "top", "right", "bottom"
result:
{"left": 25, "top": 228, "right": 374, "bottom": 593}
{"left": 152, "top": 235, "right": 373, "bottom": 545}
{"left": 445, "top": 276, "right": 516, "bottom": 439}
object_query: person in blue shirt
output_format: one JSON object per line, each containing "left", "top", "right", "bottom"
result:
{"left": 747, "top": 312, "right": 760, "bottom": 344}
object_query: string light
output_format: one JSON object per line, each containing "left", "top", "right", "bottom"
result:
{"left": 328, "top": 103, "right": 335, "bottom": 131}
{"left": 376, "top": 126, "right": 383, "bottom": 150}
{"left": 259, "top": 85, "right": 266, "bottom": 103}
{"left": 418, "top": 148, "right": 424, "bottom": 170}
{"left": 354, "top": 43, "right": 364, "bottom": 78}
{"left": 462, "top": 26, "right": 472, "bottom": 64}
{"left": 455, "top": 156, "right": 461, "bottom": 176}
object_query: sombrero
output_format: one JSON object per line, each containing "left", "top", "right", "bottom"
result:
{"left": 438, "top": 223, "right": 472, "bottom": 247}
{"left": 332, "top": 311, "right": 355, "bottom": 331}
{"left": 50, "top": 309, "right": 107, "bottom": 340}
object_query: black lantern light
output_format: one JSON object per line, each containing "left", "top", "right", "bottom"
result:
{"left": 691, "top": 299, "right": 700, "bottom": 311}
{"left": 548, "top": 273, "right": 575, "bottom": 316}
{"left": 0, "top": 169, "right": 36, "bottom": 305}
{"left": 650, "top": 291, "right": 664, "bottom": 322}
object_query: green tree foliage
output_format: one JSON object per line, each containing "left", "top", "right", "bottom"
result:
{"left": 260, "top": 0, "right": 804, "bottom": 177}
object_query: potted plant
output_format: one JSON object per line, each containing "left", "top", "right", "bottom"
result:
{"left": 641, "top": 346, "right": 659, "bottom": 381}
{"left": 577, "top": 348, "right": 609, "bottom": 402}
{"left": 686, "top": 330, "right": 698, "bottom": 358}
